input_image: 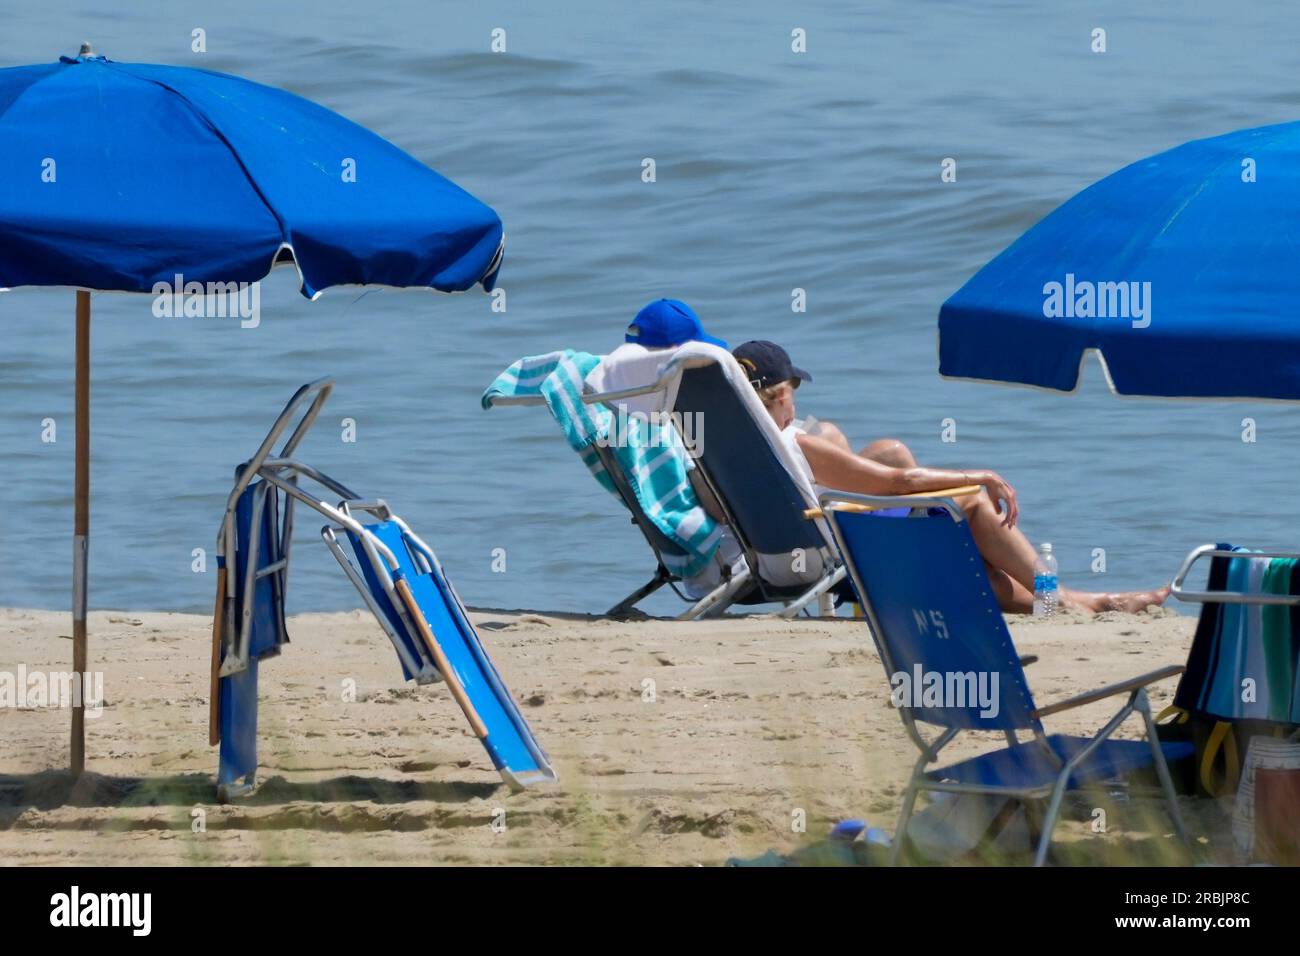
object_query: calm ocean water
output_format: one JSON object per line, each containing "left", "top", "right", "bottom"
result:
{"left": 4, "top": 1, "right": 1300, "bottom": 617}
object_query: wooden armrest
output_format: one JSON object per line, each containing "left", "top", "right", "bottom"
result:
{"left": 804, "top": 485, "right": 983, "bottom": 519}
{"left": 1032, "top": 664, "right": 1184, "bottom": 719}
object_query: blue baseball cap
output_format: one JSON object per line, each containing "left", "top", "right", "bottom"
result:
{"left": 625, "top": 298, "right": 727, "bottom": 349}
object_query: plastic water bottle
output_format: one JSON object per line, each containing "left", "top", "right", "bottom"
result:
{"left": 1033, "top": 542, "right": 1059, "bottom": 618}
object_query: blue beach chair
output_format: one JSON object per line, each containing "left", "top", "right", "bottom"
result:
{"left": 818, "top": 489, "right": 1192, "bottom": 866}
{"left": 321, "top": 508, "right": 557, "bottom": 790}
{"left": 211, "top": 379, "right": 555, "bottom": 798}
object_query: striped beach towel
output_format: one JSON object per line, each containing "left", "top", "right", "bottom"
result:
{"left": 482, "top": 350, "right": 722, "bottom": 578}
{"left": 1176, "top": 546, "right": 1300, "bottom": 724}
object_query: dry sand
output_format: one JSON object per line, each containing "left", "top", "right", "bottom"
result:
{"left": 0, "top": 604, "right": 1231, "bottom": 865}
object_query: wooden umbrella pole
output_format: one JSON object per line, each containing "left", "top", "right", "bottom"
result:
{"left": 71, "top": 290, "right": 90, "bottom": 776}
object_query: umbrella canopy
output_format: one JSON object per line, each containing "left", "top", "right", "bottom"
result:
{"left": 0, "top": 46, "right": 505, "bottom": 775}
{"left": 939, "top": 121, "right": 1300, "bottom": 400}
{"left": 0, "top": 51, "right": 504, "bottom": 295}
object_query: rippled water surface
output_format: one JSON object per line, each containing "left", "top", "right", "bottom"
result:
{"left": 4, "top": 1, "right": 1300, "bottom": 615}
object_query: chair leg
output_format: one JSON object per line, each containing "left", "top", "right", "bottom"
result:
{"left": 1034, "top": 775, "right": 1071, "bottom": 867}
{"left": 679, "top": 568, "right": 753, "bottom": 621}
{"left": 889, "top": 775, "right": 924, "bottom": 866}
{"left": 607, "top": 568, "right": 671, "bottom": 618}
{"left": 1138, "top": 691, "right": 1190, "bottom": 847}
{"left": 777, "top": 565, "right": 846, "bottom": 619}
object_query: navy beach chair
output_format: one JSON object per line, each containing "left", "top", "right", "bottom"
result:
{"left": 670, "top": 351, "right": 846, "bottom": 616}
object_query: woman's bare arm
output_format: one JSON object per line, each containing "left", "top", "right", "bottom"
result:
{"left": 795, "top": 432, "right": 1019, "bottom": 526}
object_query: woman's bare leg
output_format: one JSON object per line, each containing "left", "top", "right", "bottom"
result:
{"left": 957, "top": 489, "right": 1168, "bottom": 614}
{"left": 1062, "top": 584, "right": 1172, "bottom": 614}
{"left": 860, "top": 438, "right": 917, "bottom": 469}
{"left": 806, "top": 423, "right": 920, "bottom": 472}
{"left": 815, "top": 432, "right": 1168, "bottom": 615}
{"left": 805, "top": 419, "right": 853, "bottom": 451}
{"left": 985, "top": 561, "right": 1033, "bottom": 614}
{"left": 804, "top": 420, "right": 918, "bottom": 468}
{"left": 957, "top": 488, "right": 1039, "bottom": 589}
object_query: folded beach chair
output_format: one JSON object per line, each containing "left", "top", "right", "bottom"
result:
{"left": 819, "top": 488, "right": 1192, "bottom": 866}
{"left": 211, "top": 379, "right": 555, "bottom": 798}
{"left": 320, "top": 505, "right": 557, "bottom": 789}
{"left": 485, "top": 342, "right": 844, "bottom": 618}
{"left": 210, "top": 476, "right": 291, "bottom": 796}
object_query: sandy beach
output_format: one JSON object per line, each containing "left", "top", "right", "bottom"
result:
{"left": 0, "top": 604, "right": 1235, "bottom": 866}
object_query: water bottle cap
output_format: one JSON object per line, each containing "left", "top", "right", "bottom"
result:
{"left": 1040, "top": 542, "right": 1053, "bottom": 553}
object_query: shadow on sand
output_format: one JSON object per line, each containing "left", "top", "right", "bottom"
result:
{"left": 0, "top": 769, "right": 502, "bottom": 824}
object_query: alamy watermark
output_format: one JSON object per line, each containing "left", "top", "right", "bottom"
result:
{"left": 1042, "top": 273, "right": 1151, "bottom": 328}
{"left": 152, "top": 274, "right": 261, "bottom": 328}
{"left": 890, "top": 665, "right": 1000, "bottom": 719}
{"left": 1, "top": 666, "right": 104, "bottom": 717}
{"left": 594, "top": 407, "right": 706, "bottom": 458}
{"left": 49, "top": 886, "right": 150, "bottom": 936}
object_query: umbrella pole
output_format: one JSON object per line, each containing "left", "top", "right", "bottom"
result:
{"left": 71, "top": 290, "right": 90, "bottom": 776}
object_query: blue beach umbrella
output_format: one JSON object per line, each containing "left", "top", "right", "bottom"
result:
{"left": 0, "top": 45, "right": 505, "bottom": 773}
{"left": 938, "top": 121, "right": 1300, "bottom": 400}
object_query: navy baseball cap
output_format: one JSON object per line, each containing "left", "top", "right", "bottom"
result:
{"left": 626, "top": 298, "right": 727, "bottom": 349}
{"left": 733, "top": 340, "right": 812, "bottom": 390}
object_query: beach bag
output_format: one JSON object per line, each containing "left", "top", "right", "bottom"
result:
{"left": 1155, "top": 708, "right": 1290, "bottom": 797}
{"left": 1231, "top": 735, "right": 1300, "bottom": 864}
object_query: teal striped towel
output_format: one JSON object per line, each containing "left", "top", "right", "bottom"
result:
{"left": 483, "top": 350, "right": 721, "bottom": 578}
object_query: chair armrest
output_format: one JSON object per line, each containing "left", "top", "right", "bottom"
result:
{"left": 1172, "top": 543, "right": 1300, "bottom": 606}
{"left": 803, "top": 485, "right": 983, "bottom": 519}
{"left": 1032, "top": 664, "right": 1184, "bottom": 719}
{"left": 1019, "top": 655, "right": 1038, "bottom": 667}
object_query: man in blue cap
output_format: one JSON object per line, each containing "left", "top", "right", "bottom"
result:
{"left": 624, "top": 298, "right": 727, "bottom": 350}
{"left": 579, "top": 297, "right": 731, "bottom": 515}
{"left": 596, "top": 298, "right": 730, "bottom": 524}
{"left": 582, "top": 298, "right": 740, "bottom": 590}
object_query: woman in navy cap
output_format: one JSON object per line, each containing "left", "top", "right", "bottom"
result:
{"left": 734, "top": 340, "right": 1169, "bottom": 616}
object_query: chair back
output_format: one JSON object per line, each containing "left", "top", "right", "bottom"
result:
{"left": 672, "top": 359, "right": 831, "bottom": 596}
{"left": 826, "top": 500, "right": 1039, "bottom": 731}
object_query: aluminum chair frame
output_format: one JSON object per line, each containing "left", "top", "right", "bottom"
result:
{"left": 216, "top": 378, "right": 447, "bottom": 683}
{"left": 819, "top": 488, "right": 1190, "bottom": 867}
{"left": 216, "top": 379, "right": 334, "bottom": 677}
{"left": 590, "top": 439, "right": 755, "bottom": 620}
{"left": 1171, "top": 543, "right": 1300, "bottom": 606}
